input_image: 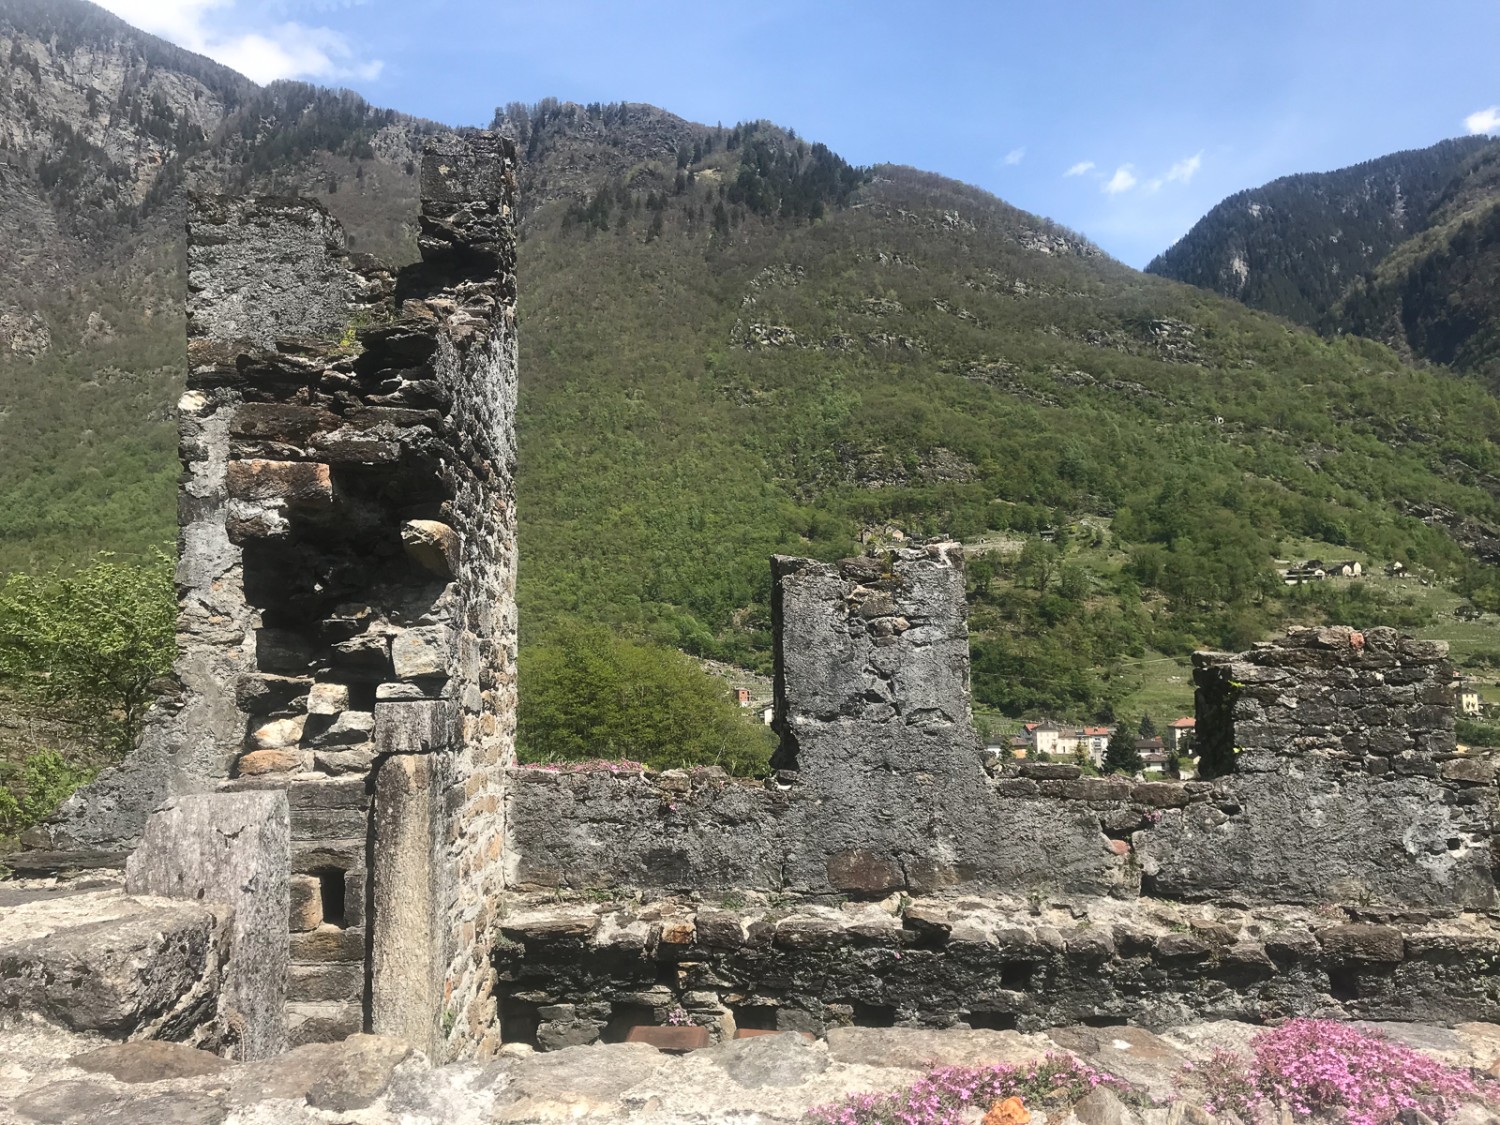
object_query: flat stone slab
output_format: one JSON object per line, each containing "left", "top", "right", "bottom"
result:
{"left": 0, "top": 887, "right": 226, "bottom": 1040}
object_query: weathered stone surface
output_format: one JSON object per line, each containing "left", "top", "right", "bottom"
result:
{"left": 373, "top": 699, "right": 457, "bottom": 755}
{"left": 235, "top": 748, "right": 302, "bottom": 776}
{"left": 71, "top": 1041, "right": 232, "bottom": 1083}
{"left": 1318, "top": 924, "right": 1405, "bottom": 962}
{"left": 289, "top": 875, "right": 322, "bottom": 932}
{"left": 186, "top": 194, "right": 359, "bottom": 349}
{"left": 487, "top": 1043, "right": 666, "bottom": 1121}
{"left": 0, "top": 887, "right": 227, "bottom": 1040}
{"left": 305, "top": 1034, "right": 413, "bottom": 1112}
{"left": 401, "top": 519, "right": 460, "bottom": 577}
{"left": 125, "top": 792, "right": 290, "bottom": 1060}
{"left": 306, "top": 681, "right": 349, "bottom": 716}
{"left": 390, "top": 625, "right": 452, "bottom": 679}
{"left": 1047, "top": 1026, "right": 1191, "bottom": 1101}
{"left": 371, "top": 753, "right": 440, "bottom": 1054}
{"left": 825, "top": 1027, "right": 1045, "bottom": 1068}
{"left": 247, "top": 715, "right": 305, "bottom": 752}
{"left": 708, "top": 1031, "right": 830, "bottom": 1087}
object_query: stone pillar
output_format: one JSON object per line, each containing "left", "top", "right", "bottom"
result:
{"left": 125, "top": 791, "right": 290, "bottom": 1059}
{"left": 772, "top": 543, "right": 991, "bottom": 895}
{"left": 370, "top": 754, "right": 441, "bottom": 1054}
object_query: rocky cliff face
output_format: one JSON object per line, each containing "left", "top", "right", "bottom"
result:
{"left": 1147, "top": 135, "right": 1500, "bottom": 378}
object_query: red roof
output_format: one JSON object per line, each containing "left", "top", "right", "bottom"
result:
{"left": 1169, "top": 717, "right": 1196, "bottom": 728}
{"left": 1082, "top": 726, "right": 1111, "bottom": 736}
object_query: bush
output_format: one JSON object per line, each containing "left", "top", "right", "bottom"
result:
{"left": 517, "top": 624, "right": 774, "bottom": 775}
{"left": 0, "top": 749, "right": 96, "bottom": 839}
{"left": 0, "top": 552, "right": 174, "bottom": 758}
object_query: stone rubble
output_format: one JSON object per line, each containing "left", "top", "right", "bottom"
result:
{"left": 3, "top": 1018, "right": 1500, "bottom": 1124}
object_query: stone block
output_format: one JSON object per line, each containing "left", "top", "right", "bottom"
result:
{"left": 1443, "top": 757, "right": 1496, "bottom": 785}
{"left": 290, "top": 874, "right": 322, "bottom": 932}
{"left": 231, "top": 403, "right": 339, "bottom": 444}
{"left": 307, "top": 682, "right": 351, "bottom": 716}
{"left": 0, "top": 888, "right": 227, "bottom": 1040}
{"left": 310, "top": 710, "right": 375, "bottom": 746}
{"left": 247, "top": 715, "right": 306, "bottom": 751}
{"left": 374, "top": 699, "right": 457, "bottom": 755}
{"left": 401, "top": 519, "right": 460, "bottom": 577}
{"left": 826, "top": 847, "right": 905, "bottom": 894}
{"left": 236, "top": 673, "right": 311, "bottom": 714}
{"left": 226, "top": 459, "right": 334, "bottom": 507}
{"left": 391, "top": 625, "right": 453, "bottom": 679}
{"left": 1317, "top": 923, "right": 1405, "bottom": 962}
{"left": 288, "top": 962, "right": 365, "bottom": 1003}
{"left": 291, "top": 926, "right": 366, "bottom": 962}
{"left": 236, "top": 748, "right": 304, "bottom": 777}
{"left": 125, "top": 791, "right": 291, "bottom": 1059}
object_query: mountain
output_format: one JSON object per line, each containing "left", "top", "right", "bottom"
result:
{"left": 8, "top": 0, "right": 1500, "bottom": 724}
{"left": 1146, "top": 137, "right": 1500, "bottom": 380}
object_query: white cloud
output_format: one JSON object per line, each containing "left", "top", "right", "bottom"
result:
{"left": 94, "top": 0, "right": 381, "bottom": 84}
{"left": 1466, "top": 106, "right": 1500, "bottom": 135}
{"left": 1146, "top": 152, "right": 1203, "bottom": 192}
{"left": 1003, "top": 147, "right": 1026, "bottom": 166}
{"left": 1102, "top": 164, "right": 1138, "bottom": 194}
{"left": 1064, "top": 161, "right": 1096, "bottom": 177}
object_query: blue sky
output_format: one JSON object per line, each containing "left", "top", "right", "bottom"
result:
{"left": 95, "top": 0, "right": 1500, "bottom": 268}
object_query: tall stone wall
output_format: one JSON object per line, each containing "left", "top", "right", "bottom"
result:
{"left": 35, "top": 134, "right": 519, "bottom": 1061}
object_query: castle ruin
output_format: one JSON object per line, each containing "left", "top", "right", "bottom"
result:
{"left": 7, "top": 134, "right": 1500, "bottom": 1064}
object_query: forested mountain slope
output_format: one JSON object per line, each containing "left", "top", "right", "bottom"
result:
{"left": 6, "top": 1, "right": 1500, "bottom": 723}
{"left": 1147, "top": 136, "right": 1500, "bottom": 381}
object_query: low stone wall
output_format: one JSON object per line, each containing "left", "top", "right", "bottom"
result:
{"left": 493, "top": 894, "right": 1500, "bottom": 1046}
{"left": 506, "top": 749, "right": 1499, "bottom": 912}
{"left": 507, "top": 572, "right": 1496, "bottom": 917}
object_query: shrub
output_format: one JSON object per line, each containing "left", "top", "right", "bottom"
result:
{"left": 0, "top": 551, "right": 174, "bottom": 758}
{"left": 0, "top": 749, "right": 96, "bottom": 838}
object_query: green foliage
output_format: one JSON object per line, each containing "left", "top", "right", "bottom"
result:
{"left": 517, "top": 624, "right": 774, "bottom": 775}
{"left": 1456, "top": 717, "right": 1500, "bottom": 748}
{"left": 1102, "top": 723, "right": 1144, "bottom": 775}
{"left": 0, "top": 552, "right": 175, "bottom": 757}
{"left": 0, "top": 749, "right": 96, "bottom": 838}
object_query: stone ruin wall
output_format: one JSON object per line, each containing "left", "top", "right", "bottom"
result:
{"left": 507, "top": 550, "right": 1493, "bottom": 913}
{"left": 497, "top": 546, "right": 1500, "bottom": 1045}
{"left": 30, "top": 133, "right": 519, "bottom": 1061}
{"left": 11, "top": 129, "right": 1500, "bottom": 1060}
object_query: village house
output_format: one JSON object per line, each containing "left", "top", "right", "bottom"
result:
{"left": 1165, "top": 716, "right": 1196, "bottom": 753}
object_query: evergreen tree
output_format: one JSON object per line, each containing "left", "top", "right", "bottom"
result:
{"left": 1102, "top": 724, "right": 1144, "bottom": 776}
{"left": 1138, "top": 712, "right": 1157, "bottom": 738}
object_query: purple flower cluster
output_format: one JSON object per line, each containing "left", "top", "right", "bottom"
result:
{"left": 1182, "top": 1019, "right": 1483, "bottom": 1125}
{"left": 806, "top": 1054, "right": 1124, "bottom": 1125}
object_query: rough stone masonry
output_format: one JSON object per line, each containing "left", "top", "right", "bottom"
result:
{"left": 499, "top": 553, "right": 1500, "bottom": 1043}
{"left": 10, "top": 129, "right": 1500, "bottom": 1063}
{"left": 25, "top": 132, "right": 519, "bottom": 1061}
